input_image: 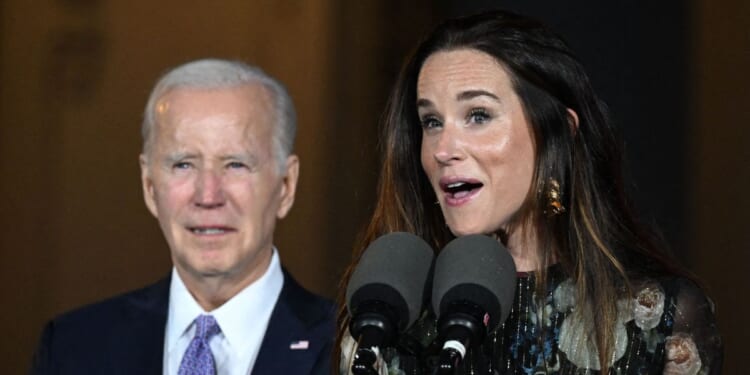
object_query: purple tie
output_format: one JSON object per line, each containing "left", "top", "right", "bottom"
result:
{"left": 178, "top": 315, "right": 221, "bottom": 375}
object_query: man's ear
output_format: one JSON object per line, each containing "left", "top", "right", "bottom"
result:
{"left": 140, "top": 154, "right": 159, "bottom": 218}
{"left": 276, "top": 154, "right": 299, "bottom": 219}
{"left": 567, "top": 108, "right": 580, "bottom": 134}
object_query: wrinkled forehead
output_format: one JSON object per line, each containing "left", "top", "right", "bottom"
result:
{"left": 155, "top": 84, "right": 274, "bottom": 123}
{"left": 144, "top": 85, "right": 277, "bottom": 155}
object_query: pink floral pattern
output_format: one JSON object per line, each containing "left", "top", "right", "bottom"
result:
{"left": 664, "top": 333, "right": 702, "bottom": 375}
{"left": 634, "top": 283, "right": 665, "bottom": 330}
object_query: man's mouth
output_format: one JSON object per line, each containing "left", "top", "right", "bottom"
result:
{"left": 188, "top": 226, "right": 233, "bottom": 235}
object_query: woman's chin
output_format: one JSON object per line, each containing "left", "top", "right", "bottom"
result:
{"left": 447, "top": 223, "right": 494, "bottom": 237}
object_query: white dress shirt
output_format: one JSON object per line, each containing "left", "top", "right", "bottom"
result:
{"left": 163, "top": 249, "right": 284, "bottom": 375}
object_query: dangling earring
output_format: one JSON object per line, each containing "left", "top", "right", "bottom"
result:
{"left": 544, "top": 178, "right": 565, "bottom": 217}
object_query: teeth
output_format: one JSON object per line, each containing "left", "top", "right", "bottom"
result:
{"left": 447, "top": 182, "right": 466, "bottom": 189}
{"left": 192, "top": 228, "right": 226, "bottom": 234}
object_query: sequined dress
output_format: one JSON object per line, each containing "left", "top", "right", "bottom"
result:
{"left": 341, "top": 265, "right": 722, "bottom": 374}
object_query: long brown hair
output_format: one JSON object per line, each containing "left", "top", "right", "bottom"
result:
{"left": 336, "top": 10, "right": 686, "bottom": 372}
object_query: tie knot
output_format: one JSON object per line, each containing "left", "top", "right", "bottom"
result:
{"left": 194, "top": 315, "right": 221, "bottom": 340}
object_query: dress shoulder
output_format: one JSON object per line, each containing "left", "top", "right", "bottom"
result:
{"left": 656, "top": 276, "right": 723, "bottom": 374}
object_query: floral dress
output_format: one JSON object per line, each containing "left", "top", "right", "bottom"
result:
{"left": 340, "top": 265, "right": 722, "bottom": 374}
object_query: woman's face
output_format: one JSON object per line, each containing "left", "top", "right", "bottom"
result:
{"left": 417, "top": 48, "right": 536, "bottom": 237}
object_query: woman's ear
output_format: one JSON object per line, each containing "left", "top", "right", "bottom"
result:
{"left": 567, "top": 108, "right": 580, "bottom": 134}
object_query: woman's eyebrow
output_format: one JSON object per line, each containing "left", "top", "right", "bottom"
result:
{"left": 417, "top": 89, "right": 499, "bottom": 109}
{"left": 416, "top": 98, "right": 434, "bottom": 109}
{"left": 457, "top": 89, "right": 499, "bottom": 101}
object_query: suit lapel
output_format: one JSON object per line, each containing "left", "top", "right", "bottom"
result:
{"left": 109, "top": 276, "right": 170, "bottom": 374}
{"left": 252, "top": 271, "right": 334, "bottom": 374}
{"left": 112, "top": 272, "right": 331, "bottom": 374}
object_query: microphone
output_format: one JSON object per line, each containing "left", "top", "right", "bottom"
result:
{"left": 431, "top": 235, "right": 517, "bottom": 373}
{"left": 345, "top": 232, "right": 434, "bottom": 374}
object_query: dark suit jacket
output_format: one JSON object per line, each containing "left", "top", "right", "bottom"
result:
{"left": 30, "top": 270, "right": 335, "bottom": 375}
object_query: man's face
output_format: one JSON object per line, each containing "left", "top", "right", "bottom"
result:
{"left": 140, "top": 85, "right": 298, "bottom": 288}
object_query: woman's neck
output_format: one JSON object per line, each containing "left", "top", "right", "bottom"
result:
{"left": 502, "top": 228, "right": 542, "bottom": 272}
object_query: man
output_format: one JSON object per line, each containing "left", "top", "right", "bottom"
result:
{"left": 31, "top": 59, "right": 335, "bottom": 374}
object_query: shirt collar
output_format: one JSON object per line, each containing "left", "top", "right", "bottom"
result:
{"left": 165, "top": 248, "right": 284, "bottom": 355}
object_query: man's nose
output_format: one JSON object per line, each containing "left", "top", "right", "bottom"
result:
{"left": 193, "top": 169, "right": 225, "bottom": 208}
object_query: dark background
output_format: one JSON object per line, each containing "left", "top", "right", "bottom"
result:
{"left": 1, "top": 0, "right": 747, "bottom": 373}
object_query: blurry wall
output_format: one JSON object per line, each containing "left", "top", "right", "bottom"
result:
{"left": 692, "top": 0, "right": 750, "bottom": 372}
{"left": 1, "top": 1, "right": 747, "bottom": 373}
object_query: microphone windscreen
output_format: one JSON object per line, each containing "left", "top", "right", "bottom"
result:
{"left": 346, "top": 232, "right": 434, "bottom": 330}
{"left": 432, "top": 234, "right": 517, "bottom": 330}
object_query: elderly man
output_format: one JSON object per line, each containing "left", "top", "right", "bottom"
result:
{"left": 31, "top": 59, "right": 334, "bottom": 374}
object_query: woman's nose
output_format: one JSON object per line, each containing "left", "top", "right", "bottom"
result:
{"left": 432, "top": 124, "right": 465, "bottom": 165}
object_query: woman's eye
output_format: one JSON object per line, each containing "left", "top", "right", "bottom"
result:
{"left": 468, "top": 108, "right": 491, "bottom": 124}
{"left": 420, "top": 116, "right": 442, "bottom": 130}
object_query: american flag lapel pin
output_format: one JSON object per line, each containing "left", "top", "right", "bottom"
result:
{"left": 289, "top": 340, "right": 309, "bottom": 350}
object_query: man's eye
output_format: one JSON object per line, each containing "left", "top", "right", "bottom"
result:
{"left": 227, "top": 161, "right": 246, "bottom": 169}
{"left": 420, "top": 116, "right": 442, "bottom": 130}
{"left": 468, "top": 108, "right": 491, "bottom": 124}
{"left": 173, "top": 162, "right": 192, "bottom": 169}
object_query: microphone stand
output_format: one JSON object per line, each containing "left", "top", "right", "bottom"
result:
{"left": 351, "top": 325, "right": 383, "bottom": 375}
{"left": 349, "top": 301, "right": 397, "bottom": 375}
{"left": 435, "top": 302, "right": 486, "bottom": 374}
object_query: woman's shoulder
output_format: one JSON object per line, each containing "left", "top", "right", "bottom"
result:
{"left": 633, "top": 274, "right": 724, "bottom": 374}
{"left": 637, "top": 274, "right": 718, "bottom": 328}
{"left": 633, "top": 274, "right": 707, "bottom": 303}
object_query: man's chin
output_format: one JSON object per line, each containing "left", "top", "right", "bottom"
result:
{"left": 197, "top": 269, "right": 228, "bottom": 278}
{"left": 178, "top": 261, "right": 232, "bottom": 280}
{"left": 194, "top": 264, "right": 233, "bottom": 278}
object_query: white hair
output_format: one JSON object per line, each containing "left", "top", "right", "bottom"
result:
{"left": 141, "top": 58, "right": 296, "bottom": 168}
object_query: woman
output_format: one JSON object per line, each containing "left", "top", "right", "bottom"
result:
{"left": 338, "top": 10, "right": 722, "bottom": 375}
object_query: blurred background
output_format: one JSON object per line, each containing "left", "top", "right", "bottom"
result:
{"left": 1, "top": 0, "right": 747, "bottom": 373}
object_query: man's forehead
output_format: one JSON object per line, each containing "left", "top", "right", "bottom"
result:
{"left": 155, "top": 84, "right": 274, "bottom": 118}
{"left": 150, "top": 87, "right": 275, "bottom": 140}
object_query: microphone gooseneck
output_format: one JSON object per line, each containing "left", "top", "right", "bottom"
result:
{"left": 431, "top": 234, "right": 517, "bottom": 373}
{"left": 345, "top": 232, "right": 434, "bottom": 374}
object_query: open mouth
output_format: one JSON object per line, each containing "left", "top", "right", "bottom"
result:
{"left": 441, "top": 180, "right": 484, "bottom": 200}
{"left": 188, "top": 227, "right": 233, "bottom": 235}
